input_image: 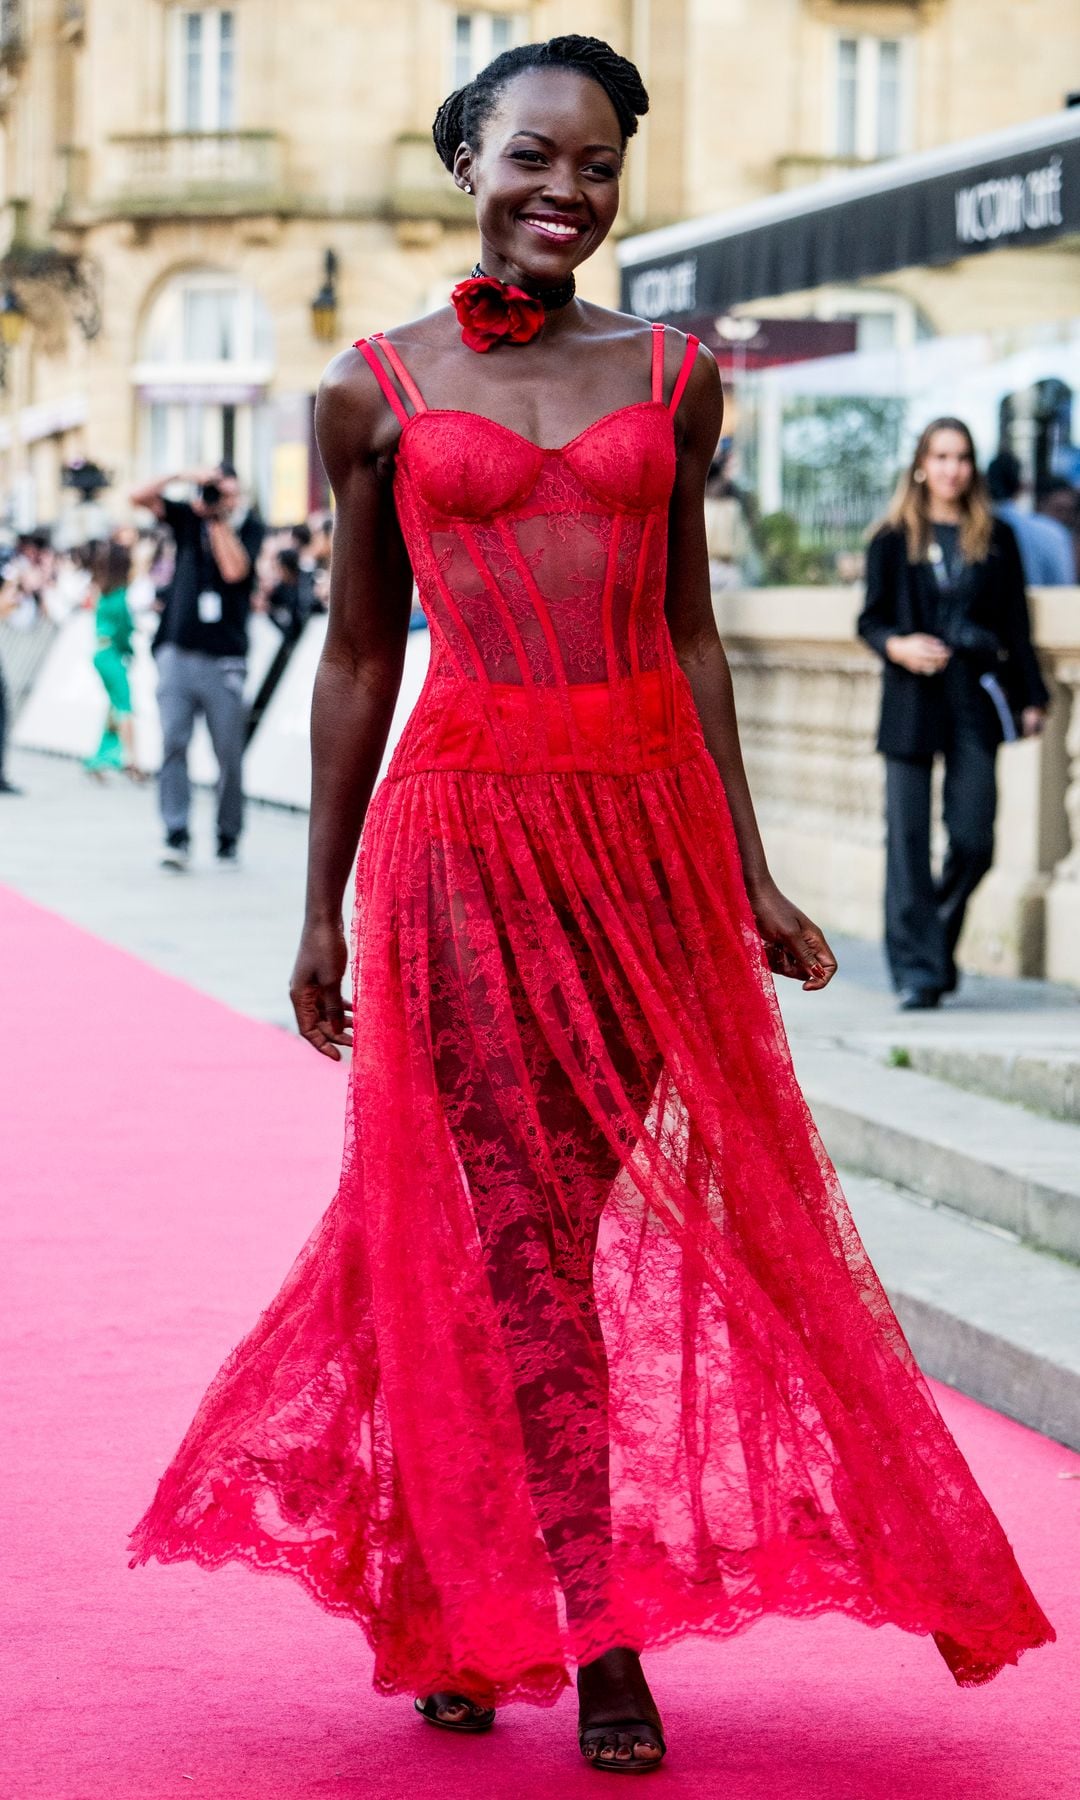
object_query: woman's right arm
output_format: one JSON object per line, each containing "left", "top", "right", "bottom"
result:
{"left": 289, "top": 353, "right": 414, "bottom": 1059}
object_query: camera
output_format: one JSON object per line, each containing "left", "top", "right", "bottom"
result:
{"left": 200, "top": 480, "right": 223, "bottom": 509}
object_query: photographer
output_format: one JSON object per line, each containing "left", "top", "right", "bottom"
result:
{"left": 129, "top": 461, "right": 263, "bottom": 869}
{"left": 858, "top": 417, "right": 1048, "bottom": 1010}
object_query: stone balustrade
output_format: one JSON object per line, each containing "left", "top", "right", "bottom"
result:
{"left": 103, "top": 131, "right": 287, "bottom": 216}
{"left": 714, "top": 585, "right": 1080, "bottom": 984}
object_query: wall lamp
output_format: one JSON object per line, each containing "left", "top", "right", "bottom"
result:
{"left": 310, "top": 249, "right": 340, "bottom": 343}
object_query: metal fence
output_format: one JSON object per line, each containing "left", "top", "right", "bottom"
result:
{"left": 0, "top": 615, "right": 59, "bottom": 715}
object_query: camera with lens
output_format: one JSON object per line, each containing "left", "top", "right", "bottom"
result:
{"left": 199, "top": 480, "right": 223, "bottom": 510}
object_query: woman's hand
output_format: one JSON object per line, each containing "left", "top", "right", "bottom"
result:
{"left": 748, "top": 877, "right": 838, "bottom": 991}
{"left": 1021, "top": 706, "right": 1047, "bottom": 738}
{"left": 885, "top": 632, "right": 952, "bottom": 676}
{"left": 290, "top": 918, "right": 353, "bottom": 1059}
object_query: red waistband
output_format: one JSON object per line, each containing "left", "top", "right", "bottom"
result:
{"left": 391, "top": 668, "right": 701, "bottom": 775}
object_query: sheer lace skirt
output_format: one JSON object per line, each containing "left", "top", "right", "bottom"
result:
{"left": 129, "top": 749, "right": 1053, "bottom": 1702}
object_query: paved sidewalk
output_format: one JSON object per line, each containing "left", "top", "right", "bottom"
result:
{"left": 775, "top": 904, "right": 1080, "bottom": 1054}
{"left": 5, "top": 746, "right": 1079, "bottom": 1053}
{"left": 0, "top": 747, "right": 311, "bottom": 1027}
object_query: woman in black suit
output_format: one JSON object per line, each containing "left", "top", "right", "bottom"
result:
{"left": 857, "top": 417, "right": 1049, "bottom": 1009}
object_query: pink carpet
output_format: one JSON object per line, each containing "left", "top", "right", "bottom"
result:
{"left": 3, "top": 883, "right": 1077, "bottom": 1799}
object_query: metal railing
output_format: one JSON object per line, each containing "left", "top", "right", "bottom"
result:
{"left": 1, "top": 614, "right": 58, "bottom": 716}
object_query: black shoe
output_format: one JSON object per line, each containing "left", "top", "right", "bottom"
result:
{"left": 414, "top": 1695, "right": 496, "bottom": 1734}
{"left": 216, "top": 835, "right": 239, "bottom": 864}
{"left": 898, "top": 987, "right": 941, "bottom": 1011}
{"left": 0, "top": 776, "right": 23, "bottom": 795}
{"left": 161, "top": 831, "right": 190, "bottom": 872}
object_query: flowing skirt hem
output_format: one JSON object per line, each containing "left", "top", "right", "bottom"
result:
{"left": 127, "top": 1521, "right": 1054, "bottom": 1705}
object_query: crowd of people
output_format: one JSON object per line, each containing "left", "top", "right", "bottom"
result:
{"left": 0, "top": 468, "right": 333, "bottom": 828}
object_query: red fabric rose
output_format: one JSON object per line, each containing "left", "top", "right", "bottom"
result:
{"left": 450, "top": 276, "right": 546, "bottom": 353}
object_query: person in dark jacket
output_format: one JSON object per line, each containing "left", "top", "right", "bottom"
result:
{"left": 857, "top": 416, "right": 1049, "bottom": 1010}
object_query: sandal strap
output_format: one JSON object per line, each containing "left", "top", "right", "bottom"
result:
{"left": 416, "top": 1693, "right": 496, "bottom": 1727}
{"left": 579, "top": 1717, "right": 666, "bottom": 1753}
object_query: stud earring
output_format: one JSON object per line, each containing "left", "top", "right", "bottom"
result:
{"left": 913, "top": 468, "right": 927, "bottom": 483}
{"left": 462, "top": 182, "right": 472, "bottom": 194}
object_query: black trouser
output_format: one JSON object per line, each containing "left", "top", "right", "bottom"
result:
{"left": 884, "top": 714, "right": 997, "bottom": 995}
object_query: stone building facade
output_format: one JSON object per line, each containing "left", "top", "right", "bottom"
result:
{"left": 0, "top": 0, "right": 1076, "bottom": 528}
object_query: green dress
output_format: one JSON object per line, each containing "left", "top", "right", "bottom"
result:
{"left": 86, "top": 585, "right": 135, "bottom": 771}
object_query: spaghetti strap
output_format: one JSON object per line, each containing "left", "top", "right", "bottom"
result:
{"left": 354, "top": 339, "right": 410, "bottom": 427}
{"left": 372, "top": 333, "right": 428, "bottom": 416}
{"left": 353, "top": 333, "right": 428, "bottom": 426}
{"left": 650, "top": 321, "right": 666, "bottom": 404}
{"left": 668, "top": 333, "right": 701, "bottom": 417}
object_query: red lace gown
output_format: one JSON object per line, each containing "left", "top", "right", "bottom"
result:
{"left": 130, "top": 323, "right": 1052, "bottom": 1703}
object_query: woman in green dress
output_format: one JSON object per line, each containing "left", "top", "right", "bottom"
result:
{"left": 85, "top": 539, "right": 144, "bottom": 780}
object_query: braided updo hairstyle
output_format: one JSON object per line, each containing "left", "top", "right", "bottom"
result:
{"left": 432, "top": 35, "right": 649, "bottom": 174}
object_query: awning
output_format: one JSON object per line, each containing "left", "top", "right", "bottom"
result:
{"left": 618, "top": 110, "right": 1080, "bottom": 320}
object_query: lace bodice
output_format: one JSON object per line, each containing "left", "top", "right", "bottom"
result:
{"left": 355, "top": 324, "right": 705, "bottom": 775}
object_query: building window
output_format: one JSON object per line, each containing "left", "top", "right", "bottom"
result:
{"left": 833, "top": 36, "right": 911, "bottom": 162}
{"left": 451, "top": 10, "right": 528, "bottom": 88}
{"left": 182, "top": 286, "right": 237, "bottom": 361}
{"left": 835, "top": 39, "right": 858, "bottom": 158}
{"left": 170, "top": 9, "right": 236, "bottom": 131}
{"left": 136, "top": 271, "right": 275, "bottom": 504}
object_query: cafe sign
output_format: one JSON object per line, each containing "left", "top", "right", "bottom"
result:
{"left": 619, "top": 114, "right": 1080, "bottom": 319}
{"left": 955, "top": 156, "right": 1064, "bottom": 246}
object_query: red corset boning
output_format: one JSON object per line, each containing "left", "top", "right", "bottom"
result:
{"left": 130, "top": 323, "right": 1052, "bottom": 1701}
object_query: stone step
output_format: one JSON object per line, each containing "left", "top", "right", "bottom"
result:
{"left": 794, "top": 1040, "right": 1080, "bottom": 1261}
{"left": 899, "top": 1043, "right": 1080, "bottom": 1124}
{"left": 843, "top": 1171, "right": 1080, "bottom": 1451}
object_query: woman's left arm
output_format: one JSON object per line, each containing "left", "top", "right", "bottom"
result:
{"left": 664, "top": 346, "right": 837, "bottom": 991}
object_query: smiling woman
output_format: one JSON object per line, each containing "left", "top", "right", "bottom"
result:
{"left": 129, "top": 31, "right": 1054, "bottom": 1784}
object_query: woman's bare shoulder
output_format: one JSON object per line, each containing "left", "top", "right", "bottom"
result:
{"left": 578, "top": 301, "right": 657, "bottom": 347}
{"left": 581, "top": 305, "right": 718, "bottom": 387}
{"left": 381, "top": 307, "right": 458, "bottom": 353}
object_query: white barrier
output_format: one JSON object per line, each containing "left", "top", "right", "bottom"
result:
{"left": 13, "top": 611, "right": 282, "bottom": 781}
{"left": 243, "top": 620, "right": 431, "bottom": 808}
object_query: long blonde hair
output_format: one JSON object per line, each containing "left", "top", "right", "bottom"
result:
{"left": 883, "top": 417, "right": 994, "bottom": 565}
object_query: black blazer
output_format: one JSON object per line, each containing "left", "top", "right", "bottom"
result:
{"left": 857, "top": 519, "right": 1049, "bottom": 757}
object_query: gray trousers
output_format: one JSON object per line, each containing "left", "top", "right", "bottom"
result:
{"left": 156, "top": 643, "right": 246, "bottom": 841}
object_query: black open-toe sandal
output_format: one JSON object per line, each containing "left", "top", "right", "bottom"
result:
{"left": 579, "top": 1714, "right": 667, "bottom": 1774}
{"left": 414, "top": 1693, "right": 496, "bottom": 1733}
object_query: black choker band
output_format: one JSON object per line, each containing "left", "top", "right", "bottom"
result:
{"left": 471, "top": 264, "right": 576, "bottom": 312}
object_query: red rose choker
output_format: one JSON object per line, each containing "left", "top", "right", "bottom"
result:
{"left": 450, "top": 266, "right": 577, "bottom": 353}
